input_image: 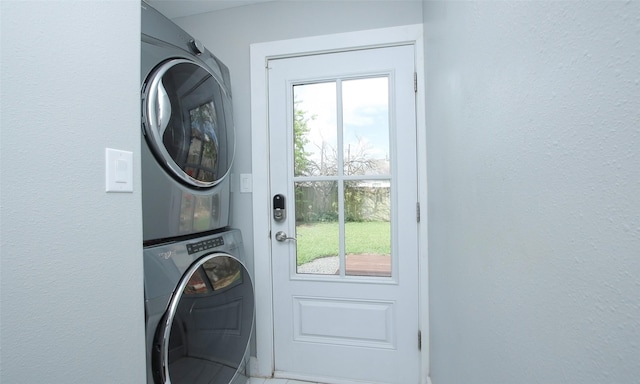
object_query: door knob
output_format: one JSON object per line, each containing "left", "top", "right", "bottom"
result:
{"left": 275, "top": 231, "right": 296, "bottom": 242}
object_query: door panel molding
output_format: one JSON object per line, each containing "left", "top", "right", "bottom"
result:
{"left": 249, "top": 24, "right": 428, "bottom": 383}
{"left": 293, "top": 296, "right": 395, "bottom": 348}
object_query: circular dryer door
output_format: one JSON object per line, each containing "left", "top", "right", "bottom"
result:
{"left": 152, "top": 252, "right": 254, "bottom": 384}
{"left": 143, "top": 59, "right": 234, "bottom": 188}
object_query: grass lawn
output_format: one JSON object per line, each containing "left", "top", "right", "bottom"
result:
{"left": 295, "top": 221, "right": 390, "bottom": 265}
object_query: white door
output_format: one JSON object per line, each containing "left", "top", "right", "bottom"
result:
{"left": 268, "top": 45, "right": 419, "bottom": 384}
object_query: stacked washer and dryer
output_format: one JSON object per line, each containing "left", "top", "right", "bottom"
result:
{"left": 141, "top": 2, "right": 254, "bottom": 384}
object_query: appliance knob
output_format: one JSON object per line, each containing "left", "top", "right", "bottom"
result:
{"left": 189, "top": 39, "right": 205, "bottom": 55}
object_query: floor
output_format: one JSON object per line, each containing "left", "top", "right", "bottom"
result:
{"left": 248, "top": 378, "right": 324, "bottom": 384}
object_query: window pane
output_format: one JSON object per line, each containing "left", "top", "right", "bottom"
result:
{"left": 187, "top": 100, "right": 219, "bottom": 181}
{"left": 342, "top": 77, "right": 390, "bottom": 176}
{"left": 293, "top": 82, "right": 337, "bottom": 176}
{"left": 344, "top": 180, "right": 391, "bottom": 277}
{"left": 183, "top": 269, "right": 210, "bottom": 294}
{"left": 179, "top": 193, "right": 216, "bottom": 233}
{"left": 159, "top": 63, "right": 229, "bottom": 183}
{"left": 295, "top": 181, "right": 339, "bottom": 275}
{"left": 202, "top": 256, "right": 242, "bottom": 290}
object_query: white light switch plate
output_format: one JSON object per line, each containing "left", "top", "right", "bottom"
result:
{"left": 240, "top": 173, "right": 252, "bottom": 193}
{"left": 105, "top": 148, "right": 133, "bottom": 193}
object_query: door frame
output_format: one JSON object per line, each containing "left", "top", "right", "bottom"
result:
{"left": 249, "top": 24, "right": 429, "bottom": 383}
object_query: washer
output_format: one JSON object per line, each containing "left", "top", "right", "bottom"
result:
{"left": 141, "top": 1, "right": 235, "bottom": 242}
{"left": 144, "top": 229, "right": 254, "bottom": 384}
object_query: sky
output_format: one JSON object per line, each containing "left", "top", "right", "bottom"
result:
{"left": 293, "top": 76, "right": 390, "bottom": 175}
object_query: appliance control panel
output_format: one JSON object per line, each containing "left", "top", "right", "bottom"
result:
{"left": 187, "top": 236, "right": 224, "bottom": 254}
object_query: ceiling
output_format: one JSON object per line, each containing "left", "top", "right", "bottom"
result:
{"left": 145, "top": 0, "right": 275, "bottom": 19}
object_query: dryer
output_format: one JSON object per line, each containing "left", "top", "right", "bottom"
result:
{"left": 141, "top": 1, "right": 235, "bottom": 242}
{"left": 144, "top": 229, "right": 254, "bottom": 384}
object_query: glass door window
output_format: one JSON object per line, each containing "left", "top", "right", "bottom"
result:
{"left": 293, "top": 77, "right": 392, "bottom": 277}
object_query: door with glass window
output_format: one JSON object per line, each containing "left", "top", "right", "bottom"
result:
{"left": 268, "top": 45, "right": 419, "bottom": 384}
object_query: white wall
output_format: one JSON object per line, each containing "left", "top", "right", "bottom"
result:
{"left": 424, "top": 1, "right": 640, "bottom": 383}
{"left": 0, "top": 1, "right": 145, "bottom": 382}
{"left": 172, "top": 0, "right": 423, "bottom": 278}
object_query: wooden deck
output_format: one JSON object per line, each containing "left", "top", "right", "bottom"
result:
{"left": 344, "top": 254, "right": 391, "bottom": 277}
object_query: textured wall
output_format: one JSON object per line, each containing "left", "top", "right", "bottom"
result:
{"left": 424, "top": 1, "right": 640, "bottom": 383}
{"left": 0, "top": 1, "right": 145, "bottom": 382}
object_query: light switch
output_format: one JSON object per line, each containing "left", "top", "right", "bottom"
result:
{"left": 115, "top": 159, "right": 128, "bottom": 183}
{"left": 240, "top": 173, "right": 252, "bottom": 193}
{"left": 106, "top": 148, "right": 133, "bottom": 193}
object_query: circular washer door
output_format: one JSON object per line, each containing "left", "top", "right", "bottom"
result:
{"left": 152, "top": 253, "right": 254, "bottom": 384}
{"left": 143, "top": 59, "right": 234, "bottom": 188}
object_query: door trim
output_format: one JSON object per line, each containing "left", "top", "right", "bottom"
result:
{"left": 249, "top": 24, "right": 428, "bottom": 383}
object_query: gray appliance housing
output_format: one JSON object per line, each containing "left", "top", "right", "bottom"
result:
{"left": 141, "top": 1, "right": 235, "bottom": 242}
{"left": 144, "top": 229, "right": 254, "bottom": 384}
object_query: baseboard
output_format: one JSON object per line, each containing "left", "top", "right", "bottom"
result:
{"left": 248, "top": 356, "right": 261, "bottom": 378}
{"left": 274, "top": 370, "right": 390, "bottom": 384}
